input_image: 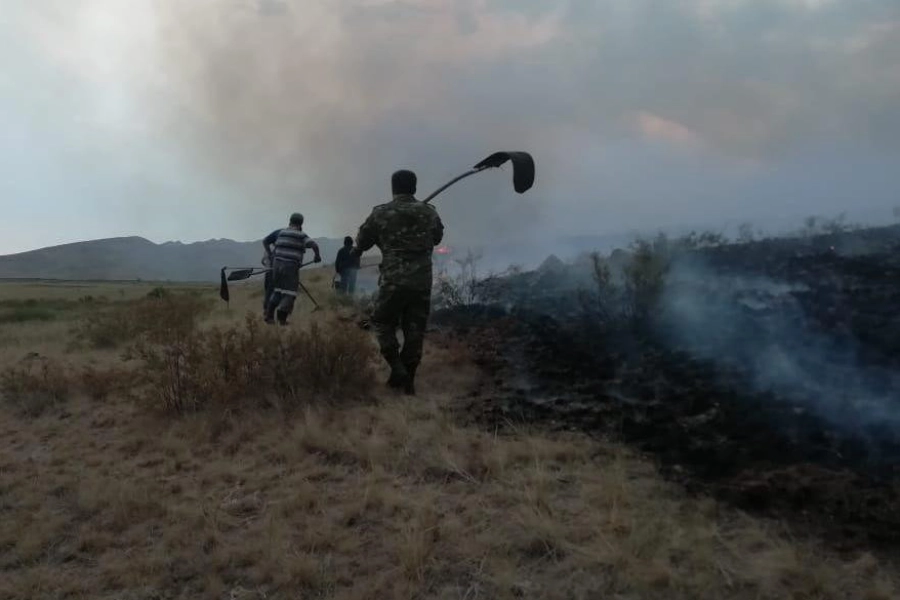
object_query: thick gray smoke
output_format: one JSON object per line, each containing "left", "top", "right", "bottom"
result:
{"left": 659, "top": 258, "right": 900, "bottom": 435}
{"left": 122, "top": 0, "right": 900, "bottom": 244}
{"left": 5, "top": 0, "right": 900, "bottom": 254}
{"left": 143, "top": 0, "right": 552, "bottom": 245}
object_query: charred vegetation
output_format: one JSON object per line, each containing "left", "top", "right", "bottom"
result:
{"left": 433, "top": 223, "right": 900, "bottom": 552}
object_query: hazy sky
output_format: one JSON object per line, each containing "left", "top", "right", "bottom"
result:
{"left": 1, "top": 0, "right": 899, "bottom": 255}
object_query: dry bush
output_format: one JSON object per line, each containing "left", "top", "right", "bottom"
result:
{"left": 77, "top": 289, "right": 213, "bottom": 348}
{"left": 582, "top": 247, "right": 664, "bottom": 326}
{"left": 128, "top": 316, "right": 377, "bottom": 414}
{"left": 134, "top": 290, "right": 214, "bottom": 345}
{"left": 433, "top": 249, "right": 483, "bottom": 309}
{"left": 77, "top": 303, "right": 134, "bottom": 348}
{"left": 268, "top": 320, "right": 375, "bottom": 405}
{"left": 586, "top": 231, "right": 728, "bottom": 323}
{"left": 0, "top": 356, "right": 70, "bottom": 417}
{"left": 78, "top": 365, "right": 133, "bottom": 401}
{"left": 125, "top": 316, "right": 272, "bottom": 414}
{"left": 623, "top": 236, "right": 672, "bottom": 318}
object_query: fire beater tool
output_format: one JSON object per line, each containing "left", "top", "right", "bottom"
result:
{"left": 422, "top": 151, "right": 535, "bottom": 204}
{"left": 219, "top": 260, "right": 320, "bottom": 311}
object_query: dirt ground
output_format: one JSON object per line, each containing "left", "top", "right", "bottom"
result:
{"left": 0, "top": 276, "right": 898, "bottom": 599}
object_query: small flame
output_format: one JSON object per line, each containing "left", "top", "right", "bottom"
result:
{"left": 435, "top": 246, "right": 451, "bottom": 255}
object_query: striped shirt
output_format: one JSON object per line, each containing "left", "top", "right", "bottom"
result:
{"left": 272, "top": 228, "right": 311, "bottom": 265}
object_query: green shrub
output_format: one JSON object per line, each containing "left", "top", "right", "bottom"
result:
{"left": 0, "top": 306, "right": 57, "bottom": 324}
{"left": 0, "top": 297, "right": 88, "bottom": 324}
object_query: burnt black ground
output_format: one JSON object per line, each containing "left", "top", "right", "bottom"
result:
{"left": 433, "top": 224, "right": 900, "bottom": 553}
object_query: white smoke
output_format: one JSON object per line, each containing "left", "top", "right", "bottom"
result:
{"left": 659, "top": 258, "right": 900, "bottom": 435}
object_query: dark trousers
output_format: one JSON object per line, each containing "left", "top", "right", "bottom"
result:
{"left": 338, "top": 268, "right": 358, "bottom": 295}
{"left": 265, "top": 261, "right": 300, "bottom": 324}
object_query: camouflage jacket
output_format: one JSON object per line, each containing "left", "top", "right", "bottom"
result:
{"left": 356, "top": 194, "right": 444, "bottom": 290}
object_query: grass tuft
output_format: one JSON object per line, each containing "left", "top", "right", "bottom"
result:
{"left": 78, "top": 364, "right": 132, "bottom": 401}
{"left": 126, "top": 315, "right": 377, "bottom": 415}
{"left": 76, "top": 289, "right": 213, "bottom": 349}
{"left": 0, "top": 356, "right": 70, "bottom": 417}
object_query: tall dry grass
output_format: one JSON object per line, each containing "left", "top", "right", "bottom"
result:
{"left": 0, "top": 355, "right": 69, "bottom": 417}
{"left": 0, "top": 279, "right": 897, "bottom": 599}
{"left": 0, "top": 391, "right": 896, "bottom": 600}
{"left": 125, "top": 315, "right": 377, "bottom": 414}
{"left": 75, "top": 287, "right": 214, "bottom": 349}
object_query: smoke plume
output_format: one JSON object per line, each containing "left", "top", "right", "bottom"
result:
{"left": 659, "top": 258, "right": 900, "bottom": 436}
{"left": 140, "top": 0, "right": 557, "bottom": 244}
{"left": 4, "top": 0, "right": 900, "bottom": 252}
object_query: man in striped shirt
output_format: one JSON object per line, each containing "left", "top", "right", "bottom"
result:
{"left": 262, "top": 212, "right": 322, "bottom": 325}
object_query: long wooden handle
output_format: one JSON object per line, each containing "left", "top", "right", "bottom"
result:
{"left": 422, "top": 167, "right": 486, "bottom": 204}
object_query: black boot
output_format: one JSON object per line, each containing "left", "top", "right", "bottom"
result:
{"left": 403, "top": 364, "right": 417, "bottom": 396}
{"left": 387, "top": 360, "right": 407, "bottom": 389}
{"left": 387, "top": 366, "right": 408, "bottom": 390}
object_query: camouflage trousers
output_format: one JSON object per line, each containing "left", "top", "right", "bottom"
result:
{"left": 370, "top": 286, "right": 431, "bottom": 372}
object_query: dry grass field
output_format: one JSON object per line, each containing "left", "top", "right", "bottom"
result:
{"left": 0, "top": 272, "right": 898, "bottom": 599}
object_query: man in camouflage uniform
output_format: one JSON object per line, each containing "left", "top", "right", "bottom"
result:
{"left": 353, "top": 169, "right": 444, "bottom": 395}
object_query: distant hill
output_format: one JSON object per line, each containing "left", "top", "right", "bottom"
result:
{"left": 467, "top": 232, "right": 638, "bottom": 273}
{"left": 0, "top": 236, "right": 355, "bottom": 282}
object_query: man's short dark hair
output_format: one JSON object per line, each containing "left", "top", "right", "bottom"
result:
{"left": 344, "top": 236, "right": 353, "bottom": 246}
{"left": 391, "top": 169, "right": 417, "bottom": 195}
{"left": 289, "top": 212, "right": 304, "bottom": 226}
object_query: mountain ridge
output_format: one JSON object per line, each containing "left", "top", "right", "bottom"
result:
{"left": 0, "top": 230, "right": 648, "bottom": 282}
{"left": 0, "top": 236, "right": 349, "bottom": 282}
